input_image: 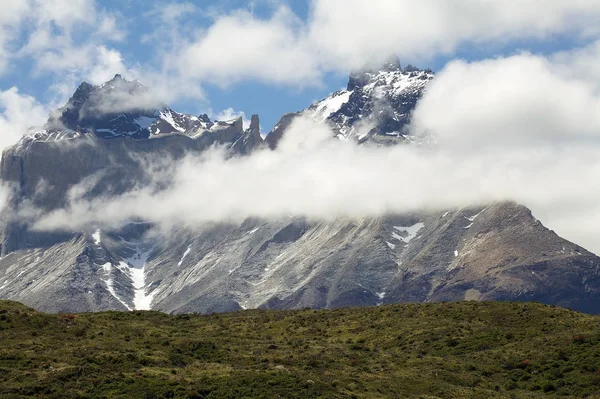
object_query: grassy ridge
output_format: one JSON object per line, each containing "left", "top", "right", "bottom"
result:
{"left": 1, "top": 300, "right": 600, "bottom": 398}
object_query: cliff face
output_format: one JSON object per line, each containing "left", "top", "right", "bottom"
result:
{"left": 0, "top": 69, "right": 599, "bottom": 315}
{"left": 0, "top": 121, "right": 250, "bottom": 255}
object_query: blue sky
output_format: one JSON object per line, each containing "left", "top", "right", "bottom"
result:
{"left": 0, "top": 0, "right": 329, "bottom": 131}
{"left": 0, "top": 0, "right": 599, "bottom": 133}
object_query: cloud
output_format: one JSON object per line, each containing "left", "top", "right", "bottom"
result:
{"left": 29, "top": 125, "right": 600, "bottom": 254}
{"left": 410, "top": 53, "right": 600, "bottom": 149}
{"left": 0, "top": 0, "right": 128, "bottom": 111}
{"left": 141, "top": 2, "right": 198, "bottom": 46}
{"left": 309, "top": 0, "right": 600, "bottom": 69}
{"left": 16, "top": 0, "right": 125, "bottom": 61}
{"left": 174, "top": 0, "right": 600, "bottom": 87}
{"left": 0, "top": 0, "right": 32, "bottom": 74}
{"left": 28, "top": 48, "right": 600, "bottom": 256}
{"left": 3, "top": 2, "right": 600, "bottom": 256}
{"left": 87, "top": 46, "right": 130, "bottom": 85}
{"left": 215, "top": 108, "right": 250, "bottom": 129}
{"left": 551, "top": 40, "right": 600, "bottom": 93}
{"left": 178, "top": 6, "right": 320, "bottom": 87}
{"left": 408, "top": 49, "right": 600, "bottom": 253}
{"left": 0, "top": 86, "right": 49, "bottom": 150}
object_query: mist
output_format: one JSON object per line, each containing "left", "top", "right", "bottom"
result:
{"left": 0, "top": 51, "right": 591, "bottom": 255}
{"left": 32, "top": 123, "right": 600, "bottom": 254}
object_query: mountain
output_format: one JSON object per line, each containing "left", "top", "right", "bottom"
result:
{"left": 34, "top": 74, "right": 254, "bottom": 142}
{"left": 0, "top": 62, "right": 599, "bottom": 314}
{"left": 266, "top": 59, "right": 434, "bottom": 148}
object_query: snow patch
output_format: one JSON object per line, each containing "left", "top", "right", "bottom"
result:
{"left": 309, "top": 90, "right": 352, "bottom": 122}
{"left": 465, "top": 209, "right": 486, "bottom": 222}
{"left": 454, "top": 250, "right": 459, "bottom": 257}
{"left": 178, "top": 246, "right": 191, "bottom": 267}
{"left": 101, "top": 262, "right": 131, "bottom": 311}
{"left": 392, "top": 223, "right": 425, "bottom": 244}
{"left": 92, "top": 229, "right": 101, "bottom": 245}
{"left": 160, "top": 110, "right": 185, "bottom": 133}
{"left": 386, "top": 241, "right": 396, "bottom": 249}
{"left": 120, "top": 246, "right": 155, "bottom": 311}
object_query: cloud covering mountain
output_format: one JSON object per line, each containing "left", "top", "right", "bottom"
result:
{"left": 0, "top": 2, "right": 599, "bottom": 258}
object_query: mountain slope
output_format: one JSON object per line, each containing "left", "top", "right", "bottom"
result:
{"left": 0, "top": 200, "right": 597, "bottom": 314}
{"left": 0, "top": 65, "right": 599, "bottom": 315}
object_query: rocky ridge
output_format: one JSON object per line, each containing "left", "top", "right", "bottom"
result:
{"left": 0, "top": 59, "right": 599, "bottom": 314}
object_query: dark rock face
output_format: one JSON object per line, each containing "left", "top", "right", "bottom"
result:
{"left": 264, "top": 113, "right": 299, "bottom": 149}
{"left": 231, "top": 114, "right": 264, "bottom": 155}
{"left": 44, "top": 74, "right": 241, "bottom": 141}
{"left": 1, "top": 73, "right": 600, "bottom": 315}
{"left": 48, "top": 75, "right": 158, "bottom": 139}
{"left": 266, "top": 56, "right": 434, "bottom": 148}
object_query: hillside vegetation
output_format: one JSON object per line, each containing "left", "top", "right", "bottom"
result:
{"left": 1, "top": 300, "right": 600, "bottom": 398}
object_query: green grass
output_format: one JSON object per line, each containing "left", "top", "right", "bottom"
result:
{"left": 2, "top": 300, "right": 600, "bottom": 398}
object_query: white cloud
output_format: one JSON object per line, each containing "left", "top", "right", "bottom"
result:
{"left": 174, "top": 0, "right": 600, "bottom": 87}
{"left": 0, "top": 0, "right": 32, "bottom": 74}
{"left": 30, "top": 118, "right": 600, "bottom": 254}
{"left": 309, "top": 0, "right": 600, "bottom": 69}
{"left": 1, "top": 0, "right": 126, "bottom": 81}
{"left": 410, "top": 53, "right": 600, "bottom": 149}
{"left": 87, "top": 46, "right": 129, "bottom": 85}
{"left": 178, "top": 6, "right": 320, "bottom": 87}
{"left": 141, "top": 2, "right": 197, "bottom": 46}
{"left": 3, "top": 1, "right": 600, "bottom": 256}
{"left": 551, "top": 40, "right": 600, "bottom": 93}
{"left": 95, "top": 12, "right": 127, "bottom": 42}
{"left": 408, "top": 50, "right": 600, "bottom": 252}
{"left": 29, "top": 48, "right": 600, "bottom": 255}
{"left": 215, "top": 107, "right": 250, "bottom": 129}
{"left": 0, "top": 87, "right": 49, "bottom": 150}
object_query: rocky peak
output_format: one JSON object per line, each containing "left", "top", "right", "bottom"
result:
{"left": 69, "top": 81, "right": 95, "bottom": 104}
{"left": 249, "top": 114, "right": 260, "bottom": 133}
{"left": 198, "top": 114, "right": 211, "bottom": 124}
{"left": 39, "top": 75, "right": 218, "bottom": 141}
{"left": 380, "top": 55, "right": 403, "bottom": 72}
{"left": 348, "top": 55, "right": 402, "bottom": 90}
{"left": 45, "top": 74, "right": 158, "bottom": 138}
{"left": 230, "top": 114, "right": 264, "bottom": 155}
{"left": 267, "top": 57, "right": 435, "bottom": 149}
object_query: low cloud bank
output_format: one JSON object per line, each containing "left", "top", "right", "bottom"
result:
{"left": 4, "top": 51, "right": 597, "bottom": 255}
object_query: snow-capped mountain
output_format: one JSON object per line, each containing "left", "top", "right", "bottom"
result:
{"left": 267, "top": 57, "right": 434, "bottom": 148}
{"left": 1, "top": 64, "right": 600, "bottom": 315}
{"left": 29, "top": 74, "right": 246, "bottom": 143}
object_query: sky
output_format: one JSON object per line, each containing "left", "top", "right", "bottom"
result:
{"left": 2, "top": 1, "right": 600, "bottom": 253}
{"left": 0, "top": 0, "right": 596, "bottom": 134}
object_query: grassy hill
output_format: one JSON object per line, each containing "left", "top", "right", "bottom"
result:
{"left": 1, "top": 301, "right": 600, "bottom": 398}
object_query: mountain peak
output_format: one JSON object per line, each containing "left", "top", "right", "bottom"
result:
{"left": 249, "top": 114, "right": 260, "bottom": 132}
{"left": 380, "top": 55, "right": 402, "bottom": 72}
{"left": 347, "top": 55, "right": 403, "bottom": 90}
{"left": 44, "top": 75, "right": 163, "bottom": 138}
